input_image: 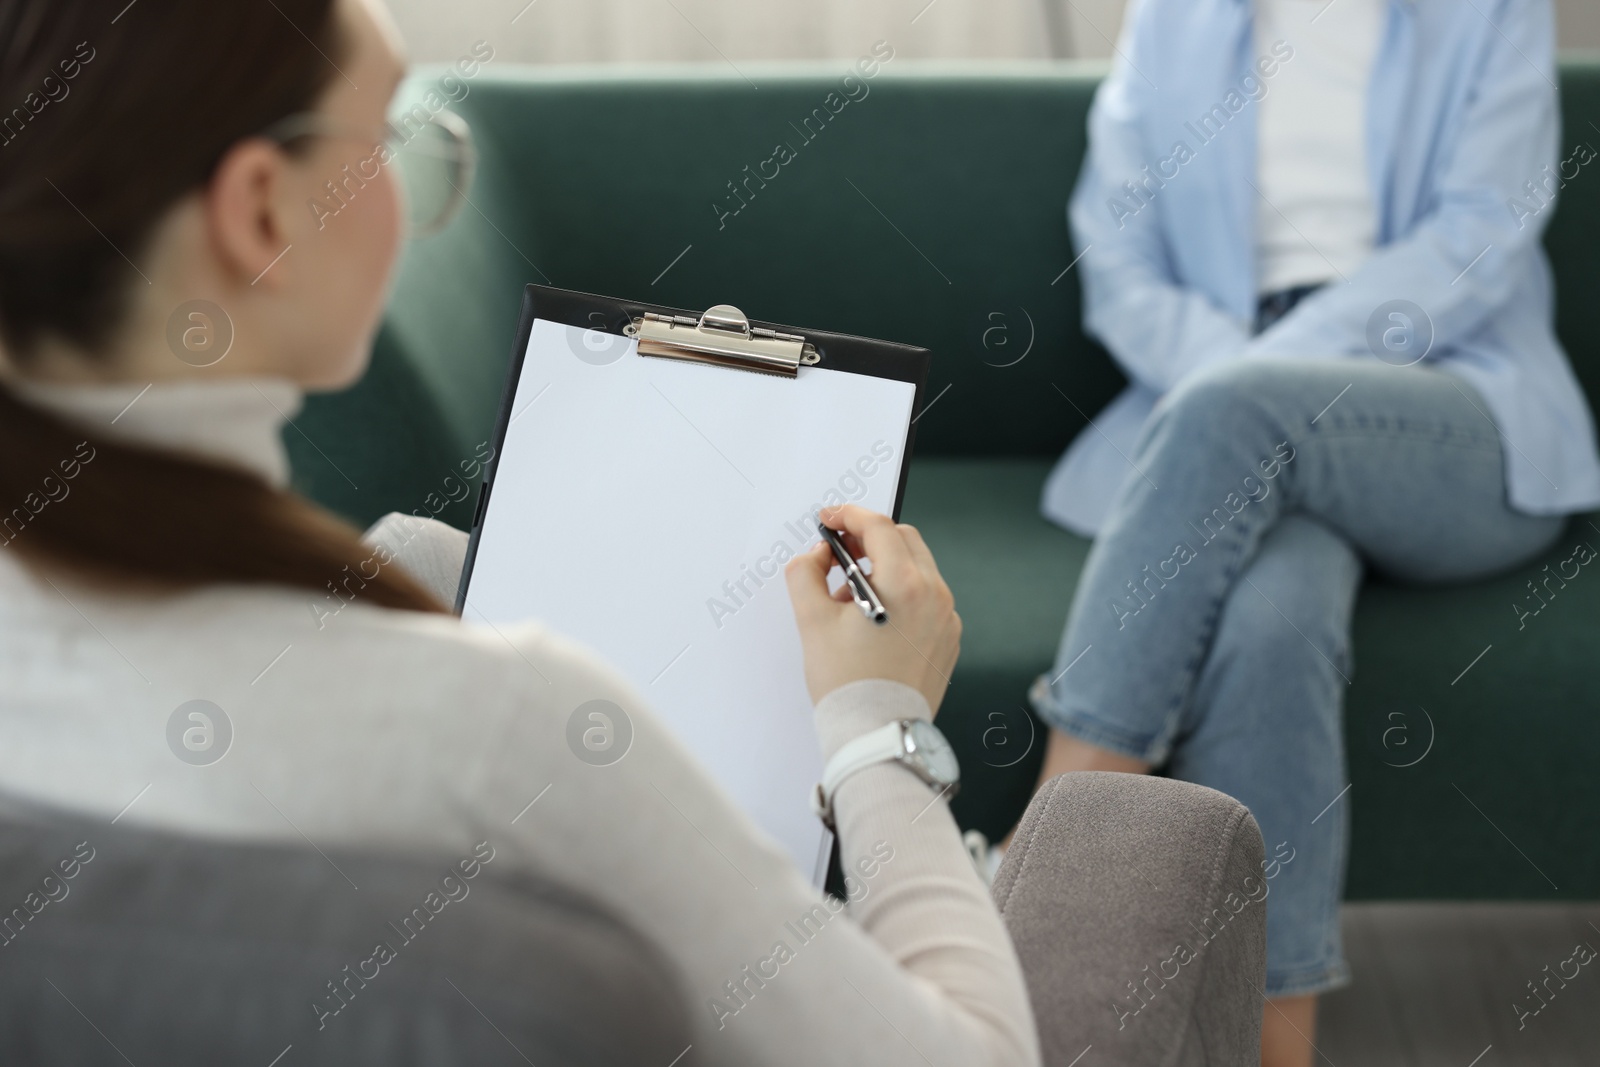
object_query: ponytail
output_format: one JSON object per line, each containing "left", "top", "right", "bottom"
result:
{"left": 0, "top": 384, "right": 446, "bottom": 613}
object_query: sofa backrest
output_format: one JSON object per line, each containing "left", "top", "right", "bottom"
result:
{"left": 292, "top": 60, "right": 1600, "bottom": 529}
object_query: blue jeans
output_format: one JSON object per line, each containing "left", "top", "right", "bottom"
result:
{"left": 1031, "top": 358, "right": 1564, "bottom": 997}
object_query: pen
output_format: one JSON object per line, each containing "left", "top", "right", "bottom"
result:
{"left": 817, "top": 522, "right": 889, "bottom": 625}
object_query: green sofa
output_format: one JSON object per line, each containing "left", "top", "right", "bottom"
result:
{"left": 290, "top": 59, "right": 1600, "bottom": 901}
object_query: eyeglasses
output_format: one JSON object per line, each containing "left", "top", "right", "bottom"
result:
{"left": 260, "top": 107, "right": 477, "bottom": 237}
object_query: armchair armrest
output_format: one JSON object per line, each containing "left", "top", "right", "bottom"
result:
{"left": 995, "top": 772, "right": 1267, "bottom": 1066}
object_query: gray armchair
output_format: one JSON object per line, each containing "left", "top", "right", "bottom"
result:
{"left": 998, "top": 773, "right": 1268, "bottom": 1066}
{"left": 0, "top": 803, "right": 690, "bottom": 1066}
{"left": 0, "top": 773, "right": 1265, "bottom": 1066}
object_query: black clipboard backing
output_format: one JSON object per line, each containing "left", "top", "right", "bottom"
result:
{"left": 455, "top": 284, "right": 931, "bottom": 891}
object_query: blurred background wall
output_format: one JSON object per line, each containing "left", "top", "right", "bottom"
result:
{"left": 387, "top": 0, "right": 1600, "bottom": 64}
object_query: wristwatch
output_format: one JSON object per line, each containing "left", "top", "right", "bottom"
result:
{"left": 811, "top": 719, "right": 961, "bottom": 830}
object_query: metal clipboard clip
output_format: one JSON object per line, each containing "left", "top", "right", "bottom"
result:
{"left": 625, "top": 304, "right": 822, "bottom": 379}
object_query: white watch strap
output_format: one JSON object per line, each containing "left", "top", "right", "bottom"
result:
{"left": 811, "top": 721, "right": 907, "bottom": 827}
{"left": 824, "top": 721, "right": 907, "bottom": 797}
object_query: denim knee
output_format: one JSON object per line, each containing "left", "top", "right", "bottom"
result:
{"left": 1146, "top": 359, "right": 1303, "bottom": 455}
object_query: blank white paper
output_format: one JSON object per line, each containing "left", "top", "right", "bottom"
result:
{"left": 462, "top": 319, "right": 916, "bottom": 877}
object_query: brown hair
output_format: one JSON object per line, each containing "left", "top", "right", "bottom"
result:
{"left": 0, "top": 0, "right": 446, "bottom": 614}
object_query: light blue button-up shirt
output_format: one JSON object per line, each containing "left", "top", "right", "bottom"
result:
{"left": 1042, "top": 0, "right": 1600, "bottom": 536}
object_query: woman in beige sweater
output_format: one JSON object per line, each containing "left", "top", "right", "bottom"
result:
{"left": 0, "top": 0, "right": 1039, "bottom": 1063}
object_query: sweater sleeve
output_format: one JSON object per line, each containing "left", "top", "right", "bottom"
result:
{"left": 816, "top": 680, "right": 1041, "bottom": 1065}
{"left": 361, "top": 513, "right": 471, "bottom": 607}
{"left": 369, "top": 510, "right": 1039, "bottom": 1063}
{"left": 469, "top": 628, "right": 1042, "bottom": 1067}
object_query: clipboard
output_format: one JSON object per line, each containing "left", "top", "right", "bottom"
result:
{"left": 455, "top": 284, "right": 930, "bottom": 884}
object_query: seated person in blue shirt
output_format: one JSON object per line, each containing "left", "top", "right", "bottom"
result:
{"left": 1024, "top": 1, "right": 1600, "bottom": 1063}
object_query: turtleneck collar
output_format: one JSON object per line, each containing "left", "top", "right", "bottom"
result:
{"left": 9, "top": 377, "right": 303, "bottom": 489}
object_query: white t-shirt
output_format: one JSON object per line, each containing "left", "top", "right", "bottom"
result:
{"left": 1254, "top": 0, "right": 1386, "bottom": 294}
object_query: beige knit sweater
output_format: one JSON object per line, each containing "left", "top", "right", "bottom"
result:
{"left": 0, "top": 377, "right": 1038, "bottom": 1066}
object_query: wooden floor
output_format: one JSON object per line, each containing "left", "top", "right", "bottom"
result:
{"left": 1318, "top": 903, "right": 1600, "bottom": 1067}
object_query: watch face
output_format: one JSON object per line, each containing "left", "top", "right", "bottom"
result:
{"left": 906, "top": 720, "right": 960, "bottom": 786}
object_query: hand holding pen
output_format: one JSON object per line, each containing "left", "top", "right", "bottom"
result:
{"left": 784, "top": 505, "right": 961, "bottom": 716}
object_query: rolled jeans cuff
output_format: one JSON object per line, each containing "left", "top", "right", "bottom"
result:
{"left": 1265, "top": 959, "right": 1352, "bottom": 999}
{"left": 1028, "top": 674, "right": 1173, "bottom": 765}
